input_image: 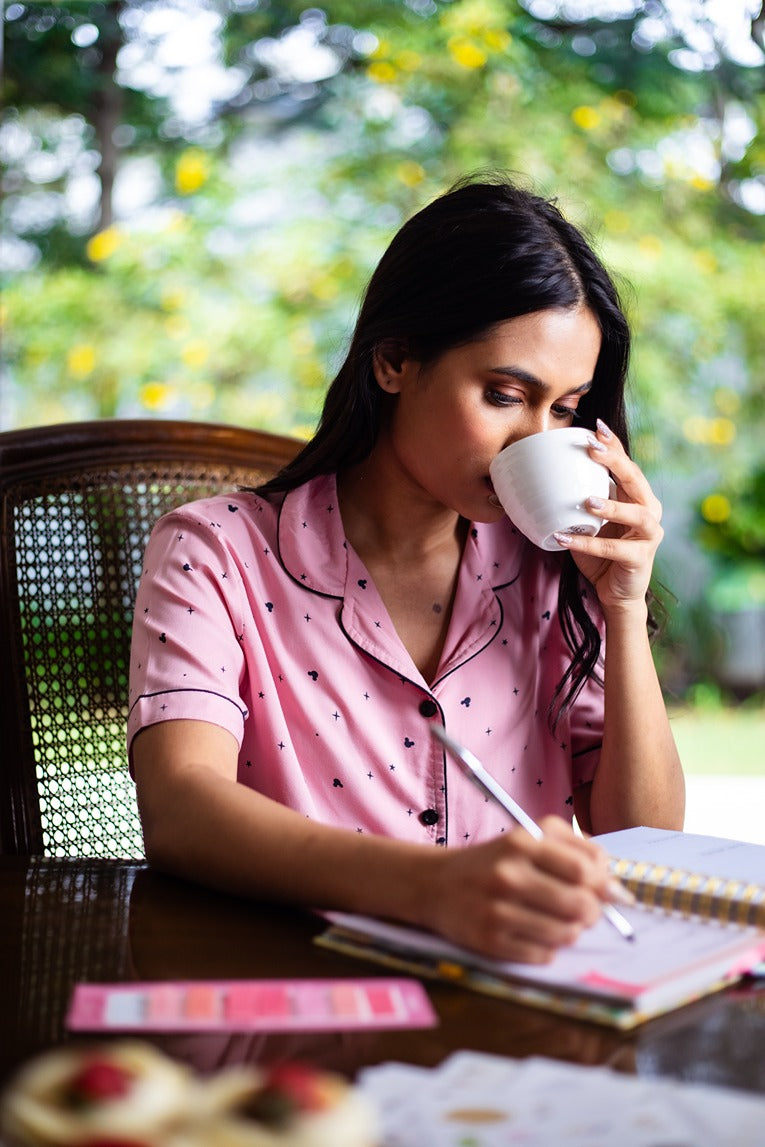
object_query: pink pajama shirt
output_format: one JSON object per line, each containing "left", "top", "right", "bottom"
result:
{"left": 128, "top": 473, "right": 604, "bottom": 846}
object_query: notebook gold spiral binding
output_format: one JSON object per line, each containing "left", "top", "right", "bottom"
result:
{"left": 608, "top": 857, "right": 765, "bottom": 928}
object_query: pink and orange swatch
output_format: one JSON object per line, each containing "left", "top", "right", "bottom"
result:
{"left": 67, "top": 978, "right": 437, "bottom": 1033}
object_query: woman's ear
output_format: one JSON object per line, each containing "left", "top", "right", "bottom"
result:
{"left": 372, "top": 340, "right": 409, "bottom": 394}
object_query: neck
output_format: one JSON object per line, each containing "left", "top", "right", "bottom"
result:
{"left": 337, "top": 451, "right": 466, "bottom": 564}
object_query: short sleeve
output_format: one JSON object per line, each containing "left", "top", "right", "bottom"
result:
{"left": 127, "top": 506, "right": 249, "bottom": 764}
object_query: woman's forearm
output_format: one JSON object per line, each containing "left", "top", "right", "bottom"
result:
{"left": 588, "top": 602, "right": 685, "bottom": 834}
{"left": 138, "top": 756, "right": 442, "bottom": 924}
{"left": 132, "top": 722, "right": 619, "bottom": 963}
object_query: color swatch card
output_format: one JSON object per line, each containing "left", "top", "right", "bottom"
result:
{"left": 67, "top": 978, "right": 437, "bottom": 1033}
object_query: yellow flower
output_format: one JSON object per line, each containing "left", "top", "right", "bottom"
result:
{"left": 368, "top": 61, "right": 397, "bottom": 83}
{"left": 86, "top": 227, "right": 122, "bottom": 262}
{"left": 448, "top": 36, "right": 487, "bottom": 69}
{"left": 682, "top": 416, "right": 736, "bottom": 446}
{"left": 571, "top": 106, "right": 601, "bottom": 131}
{"left": 160, "top": 288, "right": 187, "bottom": 312}
{"left": 175, "top": 149, "right": 210, "bottom": 196}
{"left": 693, "top": 249, "right": 717, "bottom": 274}
{"left": 396, "top": 160, "right": 425, "bottom": 188}
{"left": 701, "top": 494, "right": 731, "bottom": 524}
{"left": 709, "top": 417, "right": 736, "bottom": 446}
{"left": 440, "top": 0, "right": 505, "bottom": 38}
{"left": 181, "top": 340, "right": 210, "bottom": 369}
{"left": 139, "top": 382, "right": 174, "bottom": 411}
{"left": 67, "top": 344, "right": 96, "bottom": 378}
{"left": 482, "top": 28, "right": 511, "bottom": 52}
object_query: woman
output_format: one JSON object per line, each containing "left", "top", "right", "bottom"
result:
{"left": 128, "top": 175, "right": 684, "bottom": 964}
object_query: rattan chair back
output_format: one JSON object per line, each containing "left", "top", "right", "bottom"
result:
{"left": 0, "top": 420, "right": 299, "bottom": 856}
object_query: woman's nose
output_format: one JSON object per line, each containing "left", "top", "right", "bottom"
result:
{"left": 503, "top": 409, "right": 550, "bottom": 448}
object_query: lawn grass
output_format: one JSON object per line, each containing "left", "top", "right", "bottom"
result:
{"left": 668, "top": 706, "right": 765, "bottom": 776}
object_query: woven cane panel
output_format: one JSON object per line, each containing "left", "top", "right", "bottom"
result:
{"left": 11, "top": 461, "right": 272, "bottom": 858}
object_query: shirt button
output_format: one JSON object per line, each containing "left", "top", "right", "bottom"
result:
{"left": 418, "top": 808, "right": 439, "bottom": 826}
{"left": 418, "top": 698, "right": 438, "bottom": 718}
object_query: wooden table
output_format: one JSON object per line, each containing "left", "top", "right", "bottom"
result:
{"left": 3, "top": 856, "right": 765, "bottom": 1093}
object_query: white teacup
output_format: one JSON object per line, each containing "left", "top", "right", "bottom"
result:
{"left": 489, "top": 427, "right": 612, "bottom": 551}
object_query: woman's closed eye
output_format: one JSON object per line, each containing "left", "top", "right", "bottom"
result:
{"left": 551, "top": 403, "right": 580, "bottom": 422}
{"left": 485, "top": 389, "right": 580, "bottom": 422}
{"left": 485, "top": 388, "right": 523, "bottom": 409}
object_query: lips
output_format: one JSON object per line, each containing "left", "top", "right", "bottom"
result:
{"left": 485, "top": 476, "right": 502, "bottom": 508}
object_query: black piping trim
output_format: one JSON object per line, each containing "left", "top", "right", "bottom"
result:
{"left": 128, "top": 687, "right": 248, "bottom": 722}
{"left": 572, "top": 741, "right": 603, "bottom": 759}
{"left": 275, "top": 493, "right": 344, "bottom": 602}
{"left": 430, "top": 594, "right": 505, "bottom": 690}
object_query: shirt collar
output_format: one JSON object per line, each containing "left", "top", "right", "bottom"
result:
{"left": 277, "top": 475, "right": 527, "bottom": 683}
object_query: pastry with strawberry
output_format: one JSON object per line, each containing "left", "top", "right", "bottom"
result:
{"left": 196, "top": 1061, "right": 378, "bottom": 1147}
{"left": 0, "top": 1042, "right": 193, "bottom": 1146}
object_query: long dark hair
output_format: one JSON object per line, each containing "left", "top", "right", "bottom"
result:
{"left": 259, "top": 174, "right": 640, "bottom": 725}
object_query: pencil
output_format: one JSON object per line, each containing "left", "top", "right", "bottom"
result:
{"left": 431, "top": 724, "right": 636, "bottom": 943}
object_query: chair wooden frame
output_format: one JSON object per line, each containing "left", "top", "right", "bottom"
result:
{"left": 0, "top": 419, "right": 300, "bottom": 855}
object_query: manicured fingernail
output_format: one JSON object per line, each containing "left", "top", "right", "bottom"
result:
{"left": 607, "top": 878, "right": 636, "bottom": 906}
{"left": 586, "top": 433, "right": 608, "bottom": 453}
{"left": 587, "top": 496, "right": 605, "bottom": 510}
{"left": 553, "top": 532, "right": 573, "bottom": 548}
{"left": 596, "top": 418, "right": 612, "bottom": 439}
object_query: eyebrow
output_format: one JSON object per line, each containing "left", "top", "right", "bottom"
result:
{"left": 488, "top": 366, "right": 593, "bottom": 395}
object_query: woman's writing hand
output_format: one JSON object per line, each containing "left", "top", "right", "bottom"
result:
{"left": 554, "top": 419, "right": 663, "bottom": 615}
{"left": 424, "top": 816, "right": 615, "bottom": 963}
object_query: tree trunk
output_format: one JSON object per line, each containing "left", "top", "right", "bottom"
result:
{"left": 93, "top": 2, "right": 126, "bottom": 231}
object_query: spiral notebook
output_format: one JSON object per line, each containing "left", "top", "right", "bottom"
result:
{"left": 598, "top": 826, "right": 765, "bottom": 927}
{"left": 316, "top": 828, "right": 765, "bottom": 1029}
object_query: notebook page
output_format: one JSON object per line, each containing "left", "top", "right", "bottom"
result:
{"left": 595, "top": 827, "right": 765, "bottom": 885}
{"left": 326, "top": 906, "right": 765, "bottom": 1005}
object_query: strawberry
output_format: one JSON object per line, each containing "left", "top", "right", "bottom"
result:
{"left": 263, "top": 1062, "right": 328, "bottom": 1113}
{"left": 240, "top": 1062, "right": 331, "bottom": 1128}
{"left": 64, "top": 1059, "right": 134, "bottom": 1108}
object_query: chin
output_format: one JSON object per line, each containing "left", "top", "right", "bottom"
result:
{"left": 471, "top": 501, "right": 507, "bottom": 525}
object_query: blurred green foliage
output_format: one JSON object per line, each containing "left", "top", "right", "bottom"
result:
{"left": 2, "top": 0, "right": 765, "bottom": 691}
